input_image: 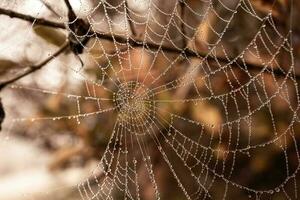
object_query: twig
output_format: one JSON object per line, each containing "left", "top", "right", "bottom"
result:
{"left": 93, "top": 31, "right": 298, "bottom": 80}
{"left": 0, "top": 7, "right": 298, "bottom": 81}
{"left": 0, "top": 42, "right": 69, "bottom": 90}
{"left": 64, "top": 0, "right": 77, "bottom": 22}
{"left": 63, "top": 0, "right": 91, "bottom": 55}
{"left": 0, "top": 7, "right": 65, "bottom": 29}
{"left": 40, "top": 0, "right": 62, "bottom": 18}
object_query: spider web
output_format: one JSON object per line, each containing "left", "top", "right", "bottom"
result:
{"left": 1, "top": 0, "right": 300, "bottom": 199}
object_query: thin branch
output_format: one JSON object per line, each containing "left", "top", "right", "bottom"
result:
{"left": 0, "top": 42, "right": 69, "bottom": 91}
{"left": 0, "top": 7, "right": 298, "bottom": 81}
{"left": 63, "top": 0, "right": 91, "bottom": 55}
{"left": 0, "top": 7, "right": 65, "bottom": 29}
{"left": 40, "top": 0, "right": 62, "bottom": 18}
{"left": 64, "top": 0, "right": 77, "bottom": 22}
{"left": 92, "top": 31, "right": 298, "bottom": 80}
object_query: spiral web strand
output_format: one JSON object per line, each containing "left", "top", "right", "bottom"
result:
{"left": 1, "top": 0, "right": 300, "bottom": 199}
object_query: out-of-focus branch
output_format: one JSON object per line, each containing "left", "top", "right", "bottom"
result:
{"left": 64, "top": 0, "right": 77, "bottom": 22}
{"left": 0, "top": 7, "right": 298, "bottom": 81}
{"left": 0, "top": 7, "right": 65, "bottom": 29}
{"left": 0, "top": 42, "right": 69, "bottom": 91}
{"left": 63, "top": 0, "right": 90, "bottom": 54}
{"left": 93, "top": 31, "right": 298, "bottom": 80}
{"left": 40, "top": 0, "right": 62, "bottom": 18}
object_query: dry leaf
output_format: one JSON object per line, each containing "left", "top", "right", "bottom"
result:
{"left": 34, "top": 25, "right": 66, "bottom": 47}
{"left": 0, "top": 59, "right": 20, "bottom": 76}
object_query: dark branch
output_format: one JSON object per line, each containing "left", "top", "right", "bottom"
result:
{"left": 0, "top": 42, "right": 69, "bottom": 91}
{"left": 63, "top": 0, "right": 90, "bottom": 54}
{"left": 64, "top": 0, "right": 77, "bottom": 22}
{"left": 0, "top": 7, "right": 65, "bottom": 29}
{"left": 0, "top": 7, "right": 298, "bottom": 82}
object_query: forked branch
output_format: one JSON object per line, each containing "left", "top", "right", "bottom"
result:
{"left": 64, "top": 0, "right": 77, "bottom": 22}
{"left": 0, "top": 6, "right": 298, "bottom": 85}
{"left": 0, "top": 42, "right": 69, "bottom": 90}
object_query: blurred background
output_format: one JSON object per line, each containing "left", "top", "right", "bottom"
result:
{"left": 1, "top": 0, "right": 300, "bottom": 199}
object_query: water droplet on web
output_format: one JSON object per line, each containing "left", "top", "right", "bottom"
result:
{"left": 1, "top": 1, "right": 298, "bottom": 199}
